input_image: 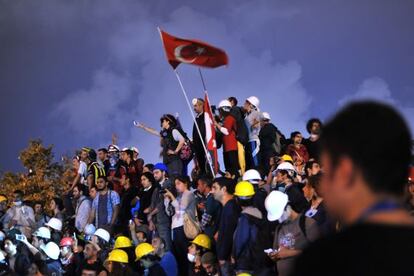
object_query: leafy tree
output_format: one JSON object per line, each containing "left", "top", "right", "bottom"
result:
{"left": 0, "top": 139, "right": 73, "bottom": 206}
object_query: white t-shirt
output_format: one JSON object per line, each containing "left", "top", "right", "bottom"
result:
{"left": 78, "top": 161, "right": 87, "bottom": 184}
{"left": 172, "top": 129, "right": 184, "bottom": 142}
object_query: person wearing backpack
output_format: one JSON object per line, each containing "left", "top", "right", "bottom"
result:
{"left": 264, "top": 191, "right": 320, "bottom": 276}
{"left": 232, "top": 181, "right": 274, "bottom": 275}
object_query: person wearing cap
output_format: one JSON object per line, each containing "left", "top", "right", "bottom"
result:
{"left": 264, "top": 191, "right": 319, "bottom": 276}
{"left": 151, "top": 236, "right": 177, "bottom": 276}
{"left": 292, "top": 102, "right": 414, "bottom": 275}
{"left": 135, "top": 243, "right": 167, "bottom": 276}
{"left": 243, "top": 96, "right": 261, "bottom": 170}
{"left": 214, "top": 100, "right": 240, "bottom": 178}
{"left": 148, "top": 163, "right": 174, "bottom": 252}
{"left": 187, "top": 233, "right": 212, "bottom": 275}
{"left": 232, "top": 181, "right": 273, "bottom": 275}
{"left": 2, "top": 190, "right": 35, "bottom": 237}
{"left": 192, "top": 98, "right": 208, "bottom": 176}
{"left": 32, "top": 226, "right": 51, "bottom": 249}
{"left": 302, "top": 118, "right": 322, "bottom": 160}
{"left": 258, "top": 112, "right": 280, "bottom": 177}
{"left": 286, "top": 131, "right": 309, "bottom": 176}
{"left": 211, "top": 177, "right": 241, "bottom": 276}
{"left": 105, "top": 249, "right": 134, "bottom": 275}
{"left": 201, "top": 252, "right": 219, "bottom": 276}
{"left": 86, "top": 149, "right": 106, "bottom": 191}
{"left": 107, "top": 144, "right": 127, "bottom": 195}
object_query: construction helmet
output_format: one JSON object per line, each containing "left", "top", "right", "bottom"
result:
{"left": 93, "top": 228, "right": 110, "bottom": 243}
{"left": 234, "top": 181, "right": 255, "bottom": 198}
{"left": 84, "top": 224, "right": 96, "bottom": 236}
{"left": 107, "top": 249, "right": 129, "bottom": 264}
{"left": 114, "top": 236, "right": 132, "bottom": 249}
{"left": 192, "top": 234, "right": 211, "bottom": 250}
{"left": 276, "top": 162, "right": 296, "bottom": 172}
{"left": 265, "top": 191, "right": 289, "bottom": 222}
{"left": 45, "top": 218, "right": 63, "bottom": 231}
{"left": 108, "top": 145, "right": 120, "bottom": 153}
{"left": 242, "top": 169, "right": 262, "bottom": 185}
{"left": 59, "top": 237, "right": 74, "bottom": 247}
{"left": 281, "top": 154, "right": 294, "bottom": 163}
{"left": 33, "top": 227, "right": 51, "bottom": 240}
{"left": 237, "top": 273, "right": 252, "bottom": 276}
{"left": 219, "top": 100, "right": 231, "bottom": 109}
{"left": 246, "top": 96, "right": 260, "bottom": 108}
{"left": 40, "top": 242, "right": 60, "bottom": 260}
{"left": 135, "top": 243, "right": 154, "bottom": 261}
{"left": 130, "top": 147, "right": 139, "bottom": 154}
{"left": 0, "top": 195, "right": 7, "bottom": 203}
{"left": 261, "top": 112, "right": 271, "bottom": 121}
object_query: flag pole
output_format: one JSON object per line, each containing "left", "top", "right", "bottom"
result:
{"left": 173, "top": 69, "right": 216, "bottom": 178}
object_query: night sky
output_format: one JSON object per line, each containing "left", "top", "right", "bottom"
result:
{"left": 1, "top": 0, "right": 413, "bottom": 172}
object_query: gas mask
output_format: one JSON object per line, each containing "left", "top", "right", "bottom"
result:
{"left": 13, "top": 201, "right": 22, "bottom": 207}
{"left": 187, "top": 253, "right": 196, "bottom": 263}
{"left": 278, "top": 206, "right": 292, "bottom": 223}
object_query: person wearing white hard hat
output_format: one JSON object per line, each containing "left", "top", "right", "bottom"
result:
{"left": 214, "top": 100, "right": 240, "bottom": 178}
{"left": 242, "top": 169, "right": 268, "bottom": 216}
{"left": 40, "top": 242, "right": 63, "bottom": 275}
{"left": 258, "top": 111, "right": 283, "bottom": 178}
{"left": 243, "top": 96, "right": 262, "bottom": 170}
{"left": 264, "top": 191, "right": 319, "bottom": 276}
{"left": 107, "top": 144, "right": 127, "bottom": 196}
{"left": 32, "top": 226, "right": 51, "bottom": 249}
{"left": 45, "top": 217, "right": 63, "bottom": 245}
{"left": 272, "top": 163, "right": 310, "bottom": 214}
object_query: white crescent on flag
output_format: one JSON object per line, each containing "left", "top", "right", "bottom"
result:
{"left": 174, "top": 45, "right": 197, "bottom": 63}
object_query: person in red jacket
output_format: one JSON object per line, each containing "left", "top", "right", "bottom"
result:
{"left": 215, "top": 99, "right": 239, "bottom": 178}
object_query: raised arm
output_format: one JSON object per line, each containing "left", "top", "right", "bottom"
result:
{"left": 134, "top": 122, "right": 161, "bottom": 137}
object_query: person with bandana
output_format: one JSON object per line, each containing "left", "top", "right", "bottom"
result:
{"left": 2, "top": 190, "right": 35, "bottom": 237}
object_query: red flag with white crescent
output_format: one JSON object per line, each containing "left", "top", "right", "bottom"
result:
{"left": 158, "top": 29, "right": 229, "bottom": 69}
{"left": 204, "top": 93, "right": 219, "bottom": 175}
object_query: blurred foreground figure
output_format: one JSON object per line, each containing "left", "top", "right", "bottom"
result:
{"left": 292, "top": 101, "right": 414, "bottom": 276}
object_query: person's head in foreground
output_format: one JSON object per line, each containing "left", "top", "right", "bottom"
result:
{"left": 319, "top": 101, "right": 412, "bottom": 225}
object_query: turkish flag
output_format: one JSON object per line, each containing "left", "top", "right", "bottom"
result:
{"left": 159, "top": 29, "right": 229, "bottom": 69}
{"left": 204, "top": 92, "right": 219, "bottom": 175}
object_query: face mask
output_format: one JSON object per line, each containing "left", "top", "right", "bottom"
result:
{"left": 14, "top": 201, "right": 22, "bottom": 207}
{"left": 187, "top": 253, "right": 196, "bottom": 263}
{"left": 278, "top": 207, "right": 291, "bottom": 223}
{"left": 109, "top": 156, "right": 118, "bottom": 167}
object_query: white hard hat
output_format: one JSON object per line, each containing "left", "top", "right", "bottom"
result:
{"left": 84, "top": 224, "right": 96, "bottom": 235}
{"left": 121, "top": 147, "right": 129, "bottom": 152}
{"left": 218, "top": 100, "right": 232, "bottom": 109}
{"left": 0, "top": 251, "right": 5, "bottom": 262}
{"left": 242, "top": 169, "right": 262, "bottom": 185}
{"left": 261, "top": 112, "right": 271, "bottom": 121}
{"left": 130, "top": 147, "right": 139, "bottom": 154}
{"left": 40, "top": 242, "right": 60, "bottom": 260}
{"left": 276, "top": 162, "right": 296, "bottom": 172}
{"left": 45, "top": 218, "right": 63, "bottom": 231}
{"left": 265, "top": 191, "right": 289, "bottom": 222}
{"left": 33, "top": 227, "right": 51, "bottom": 239}
{"left": 94, "top": 228, "right": 110, "bottom": 243}
{"left": 246, "top": 96, "right": 260, "bottom": 108}
{"left": 108, "top": 144, "right": 120, "bottom": 153}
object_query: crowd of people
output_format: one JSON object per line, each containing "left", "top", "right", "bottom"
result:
{"left": 0, "top": 96, "right": 413, "bottom": 276}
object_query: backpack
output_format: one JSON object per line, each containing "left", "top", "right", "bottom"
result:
{"left": 230, "top": 106, "right": 249, "bottom": 145}
{"left": 175, "top": 127, "right": 194, "bottom": 161}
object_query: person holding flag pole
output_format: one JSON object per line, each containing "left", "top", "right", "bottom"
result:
{"left": 157, "top": 28, "right": 228, "bottom": 179}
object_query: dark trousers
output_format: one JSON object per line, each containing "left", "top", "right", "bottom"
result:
{"left": 224, "top": 150, "right": 239, "bottom": 177}
{"left": 172, "top": 226, "right": 189, "bottom": 276}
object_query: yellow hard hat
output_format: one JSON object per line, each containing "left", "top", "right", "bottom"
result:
{"left": 107, "top": 249, "right": 128, "bottom": 263}
{"left": 135, "top": 243, "right": 154, "bottom": 261}
{"left": 237, "top": 273, "right": 252, "bottom": 276}
{"left": 234, "top": 181, "right": 255, "bottom": 197}
{"left": 192, "top": 234, "right": 211, "bottom": 250}
{"left": 281, "top": 154, "right": 293, "bottom": 163}
{"left": 114, "top": 236, "right": 132, "bottom": 249}
{"left": 0, "top": 196, "right": 7, "bottom": 203}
